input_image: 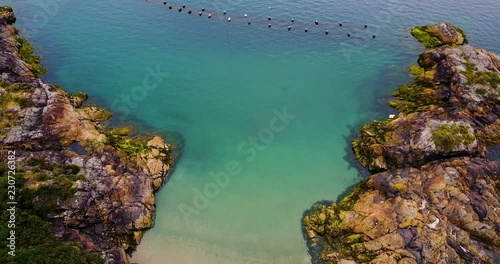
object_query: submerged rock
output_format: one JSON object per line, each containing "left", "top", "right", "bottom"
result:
{"left": 305, "top": 23, "right": 500, "bottom": 264}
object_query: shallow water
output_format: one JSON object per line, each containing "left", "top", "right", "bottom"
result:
{"left": 5, "top": 0, "right": 500, "bottom": 263}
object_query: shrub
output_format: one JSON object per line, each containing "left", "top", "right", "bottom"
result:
{"left": 0, "top": 159, "right": 104, "bottom": 264}
{"left": 431, "top": 123, "right": 475, "bottom": 152}
{"left": 14, "top": 36, "right": 47, "bottom": 76}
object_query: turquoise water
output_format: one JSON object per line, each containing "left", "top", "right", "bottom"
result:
{"left": 6, "top": 0, "right": 500, "bottom": 263}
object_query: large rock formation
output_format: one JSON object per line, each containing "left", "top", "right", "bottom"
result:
{"left": 0, "top": 8, "right": 174, "bottom": 263}
{"left": 304, "top": 23, "right": 500, "bottom": 264}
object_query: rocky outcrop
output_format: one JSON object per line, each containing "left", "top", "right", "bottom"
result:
{"left": 304, "top": 23, "right": 500, "bottom": 264}
{"left": 353, "top": 24, "right": 499, "bottom": 173}
{"left": 0, "top": 8, "right": 174, "bottom": 263}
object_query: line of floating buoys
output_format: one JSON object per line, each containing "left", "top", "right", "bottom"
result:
{"left": 147, "top": 0, "right": 377, "bottom": 39}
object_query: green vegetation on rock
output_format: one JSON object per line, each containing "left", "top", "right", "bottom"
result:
{"left": 411, "top": 26, "right": 444, "bottom": 49}
{"left": 409, "top": 64, "right": 425, "bottom": 76}
{"left": 303, "top": 180, "right": 376, "bottom": 263}
{"left": 463, "top": 61, "right": 500, "bottom": 89}
{"left": 104, "top": 128, "right": 151, "bottom": 160}
{"left": 390, "top": 64, "right": 438, "bottom": 113}
{"left": 431, "top": 123, "right": 475, "bottom": 152}
{"left": 352, "top": 120, "right": 391, "bottom": 171}
{"left": 14, "top": 36, "right": 47, "bottom": 76}
{"left": 0, "top": 6, "right": 13, "bottom": 16}
{"left": 0, "top": 82, "right": 32, "bottom": 133}
{"left": 411, "top": 23, "right": 467, "bottom": 49}
{"left": 67, "top": 92, "right": 88, "bottom": 108}
{"left": 0, "top": 157, "right": 104, "bottom": 264}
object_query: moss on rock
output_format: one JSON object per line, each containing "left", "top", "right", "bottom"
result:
{"left": 0, "top": 6, "right": 16, "bottom": 24}
{"left": 352, "top": 120, "right": 391, "bottom": 171}
{"left": 411, "top": 23, "right": 467, "bottom": 49}
{"left": 412, "top": 26, "right": 444, "bottom": 48}
{"left": 463, "top": 61, "right": 500, "bottom": 89}
{"left": 431, "top": 123, "right": 475, "bottom": 152}
{"left": 103, "top": 128, "right": 151, "bottom": 161}
{"left": 303, "top": 180, "right": 377, "bottom": 263}
{"left": 14, "top": 35, "right": 47, "bottom": 76}
{"left": 67, "top": 92, "right": 88, "bottom": 108}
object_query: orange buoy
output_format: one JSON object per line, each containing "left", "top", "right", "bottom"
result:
{"left": 208, "top": 13, "right": 212, "bottom": 18}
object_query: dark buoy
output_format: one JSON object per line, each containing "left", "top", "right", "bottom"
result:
{"left": 248, "top": 21, "right": 251, "bottom": 25}
{"left": 163, "top": 2, "right": 166, "bottom": 5}
{"left": 188, "top": 10, "right": 192, "bottom": 14}
{"left": 178, "top": 8, "right": 182, "bottom": 12}
{"left": 373, "top": 34, "right": 376, "bottom": 38}
{"left": 199, "top": 12, "right": 202, "bottom": 16}
{"left": 291, "top": 19, "right": 294, "bottom": 23}
{"left": 315, "top": 20, "right": 319, "bottom": 25}
{"left": 182, "top": 4, "right": 185, "bottom": 8}
{"left": 364, "top": 24, "right": 368, "bottom": 28}
{"left": 288, "top": 26, "right": 291, "bottom": 31}
{"left": 202, "top": 7, "right": 205, "bottom": 11}
{"left": 325, "top": 30, "right": 329, "bottom": 35}
{"left": 268, "top": 23, "right": 272, "bottom": 28}
{"left": 305, "top": 28, "right": 308, "bottom": 32}
{"left": 339, "top": 23, "right": 342, "bottom": 27}
{"left": 268, "top": 16, "right": 271, "bottom": 21}
{"left": 169, "top": 5, "right": 172, "bottom": 9}
{"left": 347, "top": 32, "right": 351, "bottom": 37}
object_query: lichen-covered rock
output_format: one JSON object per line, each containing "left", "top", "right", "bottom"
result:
{"left": 0, "top": 8, "right": 175, "bottom": 263}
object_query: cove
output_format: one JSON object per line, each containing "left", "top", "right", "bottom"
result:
{"left": 4, "top": 0, "right": 500, "bottom": 263}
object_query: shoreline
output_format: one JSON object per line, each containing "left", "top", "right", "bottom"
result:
{"left": 0, "top": 7, "right": 176, "bottom": 263}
